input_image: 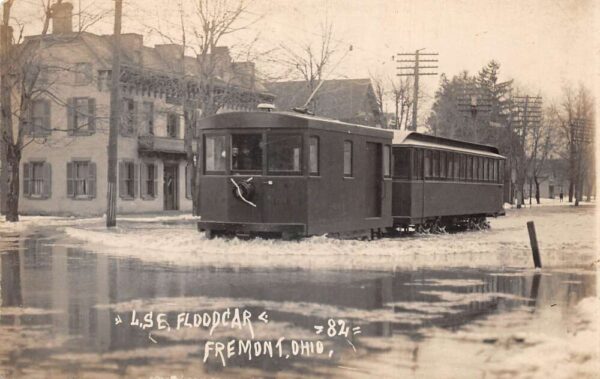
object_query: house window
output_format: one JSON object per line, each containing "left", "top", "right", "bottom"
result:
{"left": 309, "top": 136, "right": 319, "bottom": 175}
{"left": 343, "top": 140, "right": 353, "bottom": 177}
{"left": 97, "top": 70, "right": 111, "bottom": 91}
{"left": 205, "top": 135, "right": 227, "bottom": 173}
{"left": 142, "top": 102, "right": 154, "bottom": 135}
{"left": 267, "top": 134, "right": 302, "bottom": 175}
{"left": 231, "top": 134, "right": 262, "bottom": 172}
{"left": 383, "top": 145, "right": 391, "bottom": 177}
{"left": 74, "top": 62, "right": 92, "bottom": 85}
{"left": 29, "top": 99, "right": 51, "bottom": 136}
{"left": 68, "top": 97, "right": 96, "bottom": 135}
{"left": 121, "top": 98, "right": 136, "bottom": 136}
{"left": 119, "top": 161, "right": 137, "bottom": 199}
{"left": 23, "top": 161, "right": 51, "bottom": 199}
{"left": 141, "top": 162, "right": 157, "bottom": 199}
{"left": 67, "top": 160, "right": 96, "bottom": 199}
{"left": 167, "top": 113, "right": 179, "bottom": 138}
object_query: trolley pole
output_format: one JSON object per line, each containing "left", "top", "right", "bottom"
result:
{"left": 396, "top": 49, "right": 438, "bottom": 131}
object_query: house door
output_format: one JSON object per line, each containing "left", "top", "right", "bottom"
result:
{"left": 365, "top": 142, "right": 382, "bottom": 218}
{"left": 163, "top": 164, "right": 179, "bottom": 211}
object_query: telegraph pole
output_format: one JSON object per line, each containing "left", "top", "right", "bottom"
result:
{"left": 572, "top": 118, "right": 592, "bottom": 207}
{"left": 396, "top": 49, "right": 438, "bottom": 131}
{"left": 106, "top": 0, "right": 122, "bottom": 227}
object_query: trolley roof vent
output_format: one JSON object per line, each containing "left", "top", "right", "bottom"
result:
{"left": 257, "top": 103, "right": 275, "bottom": 112}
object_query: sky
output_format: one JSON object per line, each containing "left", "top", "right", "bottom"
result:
{"left": 9, "top": 0, "right": 599, "bottom": 110}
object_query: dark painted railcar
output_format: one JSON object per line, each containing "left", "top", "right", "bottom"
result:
{"left": 196, "top": 111, "right": 394, "bottom": 238}
{"left": 390, "top": 131, "right": 506, "bottom": 231}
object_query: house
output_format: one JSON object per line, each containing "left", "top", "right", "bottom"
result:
{"left": 530, "top": 159, "right": 569, "bottom": 199}
{"left": 266, "top": 79, "right": 386, "bottom": 127}
{"left": 5, "top": 2, "right": 273, "bottom": 216}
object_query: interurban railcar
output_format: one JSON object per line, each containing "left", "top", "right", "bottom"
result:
{"left": 196, "top": 111, "right": 394, "bottom": 238}
{"left": 390, "top": 131, "right": 506, "bottom": 232}
{"left": 196, "top": 111, "right": 505, "bottom": 239}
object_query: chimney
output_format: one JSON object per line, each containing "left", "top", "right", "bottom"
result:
{"left": 51, "top": 2, "right": 74, "bottom": 34}
{"left": 155, "top": 44, "right": 184, "bottom": 59}
{"left": 121, "top": 33, "right": 143, "bottom": 52}
{"left": 232, "top": 61, "right": 255, "bottom": 90}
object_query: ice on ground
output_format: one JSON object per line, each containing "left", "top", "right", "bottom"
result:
{"left": 55, "top": 204, "right": 596, "bottom": 271}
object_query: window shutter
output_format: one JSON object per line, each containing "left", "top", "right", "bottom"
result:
{"left": 67, "top": 98, "right": 74, "bottom": 135}
{"left": 140, "top": 162, "right": 148, "bottom": 199}
{"left": 118, "top": 161, "right": 125, "bottom": 198}
{"left": 88, "top": 162, "right": 97, "bottom": 198}
{"left": 153, "top": 163, "right": 158, "bottom": 199}
{"left": 66, "top": 162, "right": 75, "bottom": 197}
{"left": 88, "top": 98, "right": 96, "bottom": 134}
{"left": 133, "top": 162, "right": 139, "bottom": 199}
{"left": 176, "top": 114, "right": 181, "bottom": 138}
{"left": 43, "top": 100, "right": 51, "bottom": 136}
{"left": 43, "top": 162, "right": 52, "bottom": 198}
{"left": 185, "top": 164, "right": 192, "bottom": 199}
{"left": 23, "top": 163, "right": 30, "bottom": 197}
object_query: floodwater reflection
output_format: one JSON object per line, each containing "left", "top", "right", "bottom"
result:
{"left": 0, "top": 231, "right": 596, "bottom": 378}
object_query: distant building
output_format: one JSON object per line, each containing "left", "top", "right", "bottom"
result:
{"left": 6, "top": 2, "right": 273, "bottom": 216}
{"left": 530, "top": 159, "right": 569, "bottom": 199}
{"left": 266, "top": 79, "right": 386, "bottom": 127}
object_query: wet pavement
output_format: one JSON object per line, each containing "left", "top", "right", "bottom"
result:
{"left": 0, "top": 228, "right": 596, "bottom": 378}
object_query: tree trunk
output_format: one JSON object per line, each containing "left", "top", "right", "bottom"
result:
{"left": 534, "top": 176, "right": 540, "bottom": 204}
{"left": 5, "top": 143, "right": 21, "bottom": 222}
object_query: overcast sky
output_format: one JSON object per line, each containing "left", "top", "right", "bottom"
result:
{"left": 11, "top": 0, "right": 598, "bottom": 108}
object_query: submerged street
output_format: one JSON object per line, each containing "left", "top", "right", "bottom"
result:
{"left": 0, "top": 202, "right": 597, "bottom": 378}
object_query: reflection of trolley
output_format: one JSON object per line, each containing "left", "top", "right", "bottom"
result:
{"left": 196, "top": 111, "right": 505, "bottom": 239}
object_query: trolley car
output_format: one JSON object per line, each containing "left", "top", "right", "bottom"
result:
{"left": 196, "top": 111, "right": 505, "bottom": 239}
{"left": 196, "top": 111, "right": 393, "bottom": 239}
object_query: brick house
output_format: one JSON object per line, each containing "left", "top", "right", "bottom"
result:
{"left": 11, "top": 2, "right": 273, "bottom": 216}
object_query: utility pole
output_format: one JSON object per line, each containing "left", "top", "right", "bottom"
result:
{"left": 106, "top": 0, "right": 122, "bottom": 227}
{"left": 396, "top": 49, "right": 438, "bottom": 131}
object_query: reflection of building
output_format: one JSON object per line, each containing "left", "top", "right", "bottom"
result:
{"left": 266, "top": 79, "right": 386, "bottom": 127}
{"left": 10, "top": 2, "right": 273, "bottom": 216}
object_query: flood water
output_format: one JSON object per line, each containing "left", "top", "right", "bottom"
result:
{"left": 0, "top": 229, "right": 596, "bottom": 378}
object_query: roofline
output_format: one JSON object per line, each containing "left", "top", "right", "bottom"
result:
{"left": 392, "top": 130, "right": 504, "bottom": 157}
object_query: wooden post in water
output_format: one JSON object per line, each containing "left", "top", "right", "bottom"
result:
{"left": 527, "top": 221, "right": 542, "bottom": 268}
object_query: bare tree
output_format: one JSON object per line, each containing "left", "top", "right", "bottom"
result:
{"left": 553, "top": 84, "right": 595, "bottom": 205}
{"left": 526, "top": 107, "right": 557, "bottom": 204}
{"left": 1, "top": 0, "right": 105, "bottom": 221}
{"left": 390, "top": 76, "right": 412, "bottom": 130}
{"left": 276, "top": 16, "right": 341, "bottom": 114}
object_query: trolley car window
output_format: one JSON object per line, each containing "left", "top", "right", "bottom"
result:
{"left": 393, "top": 147, "right": 410, "bottom": 179}
{"left": 432, "top": 150, "right": 440, "bottom": 178}
{"left": 309, "top": 136, "right": 319, "bottom": 175}
{"left": 204, "top": 135, "right": 227, "bottom": 173}
{"left": 267, "top": 134, "right": 302, "bottom": 175}
{"left": 447, "top": 153, "right": 454, "bottom": 180}
{"left": 473, "top": 156, "right": 479, "bottom": 181}
{"left": 424, "top": 150, "right": 431, "bottom": 178}
{"left": 483, "top": 158, "right": 489, "bottom": 181}
{"left": 499, "top": 160, "right": 504, "bottom": 182}
{"left": 440, "top": 152, "right": 446, "bottom": 179}
{"left": 413, "top": 149, "right": 423, "bottom": 180}
{"left": 466, "top": 156, "right": 473, "bottom": 181}
{"left": 231, "top": 134, "right": 263, "bottom": 172}
{"left": 478, "top": 157, "right": 484, "bottom": 181}
{"left": 383, "top": 145, "right": 391, "bottom": 177}
{"left": 343, "top": 141, "right": 353, "bottom": 176}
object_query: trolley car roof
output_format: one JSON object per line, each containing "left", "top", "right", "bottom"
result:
{"left": 197, "top": 111, "right": 393, "bottom": 139}
{"left": 392, "top": 131, "right": 505, "bottom": 159}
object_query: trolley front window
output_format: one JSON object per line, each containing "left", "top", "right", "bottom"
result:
{"left": 231, "top": 134, "right": 263, "bottom": 173}
{"left": 204, "top": 135, "right": 227, "bottom": 173}
{"left": 267, "top": 134, "right": 302, "bottom": 175}
{"left": 383, "top": 145, "right": 391, "bottom": 177}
